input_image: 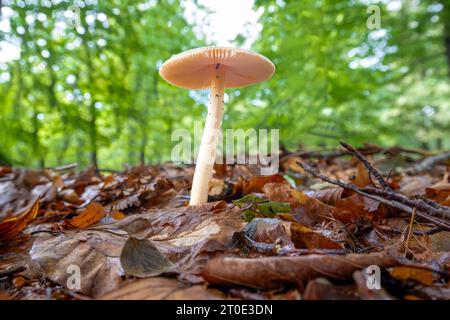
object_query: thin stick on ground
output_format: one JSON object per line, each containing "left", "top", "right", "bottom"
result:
{"left": 297, "top": 161, "right": 450, "bottom": 231}
{"left": 340, "top": 141, "right": 392, "bottom": 191}
{"left": 404, "top": 151, "right": 450, "bottom": 175}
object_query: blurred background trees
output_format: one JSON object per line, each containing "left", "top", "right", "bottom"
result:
{"left": 0, "top": 0, "right": 449, "bottom": 169}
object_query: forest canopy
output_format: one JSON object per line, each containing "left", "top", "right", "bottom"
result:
{"left": 0, "top": 0, "right": 449, "bottom": 169}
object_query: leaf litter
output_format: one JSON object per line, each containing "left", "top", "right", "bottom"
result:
{"left": 0, "top": 143, "right": 449, "bottom": 300}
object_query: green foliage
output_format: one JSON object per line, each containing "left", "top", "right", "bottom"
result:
{"left": 0, "top": 0, "right": 449, "bottom": 169}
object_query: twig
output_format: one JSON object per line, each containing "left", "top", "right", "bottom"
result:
{"left": 340, "top": 141, "right": 392, "bottom": 191}
{"left": 297, "top": 161, "right": 450, "bottom": 231}
{"left": 404, "top": 151, "right": 450, "bottom": 174}
{"left": 362, "top": 187, "right": 450, "bottom": 220}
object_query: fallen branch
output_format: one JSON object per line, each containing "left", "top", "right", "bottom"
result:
{"left": 297, "top": 161, "right": 450, "bottom": 231}
{"left": 340, "top": 141, "right": 392, "bottom": 191}
{"left": 403, "top": 151, "right": 450, "bottom": 174}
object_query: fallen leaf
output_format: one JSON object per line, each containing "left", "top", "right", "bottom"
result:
{"left": 241, "top": 174, "right": 287, "bottom": 194}
{"left": 353, "top": 270, "right": 395, "bottom": 300}
{"left": 311, "top": 187, "right": 344, "bottom": 205}
{"left": 100, "top": 277, "right": 225, "bottom": 300}
{"left": 332, "top": 194, "right": 384, "bottom": 223}
{"left": 31, "top": 202, "right": 243, "bottom": 297}
{"left": 290, "top": 222, "right": 344, "bottom": 249}
{"left": 398, "top": 176, "right": 432, "bottom": 197}
{"left": 0, "top": 198, "right": 40, "bottom": 241}
{"left": 352, "top": 162, "right": 371, "bottom": 188}
{"left": 30, "top": 230, "right": 125, "bottom": 298}
{"left": 263, "top": 182, "right": 333, "bottom": 226}
{"left": 388, "top": 266, "right": 437, "bottom": 286}
{"left": 202, "top": 252, "right": 399, "bottom": 290}
{"left": 303, "top": 278, "right": 359, "bottom": 300}
{"left": 425, "top": 182, "right": 450, "bottom": 206}
{"left": 64, "top": 202, "right": 106, "bottom": 229}
{"left": 120, "top": 237, "right": 175, "bottom": 277}
{"left": 110, "top": 211, "right": 126, "bottom": 221}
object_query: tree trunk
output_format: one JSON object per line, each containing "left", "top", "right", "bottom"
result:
{"left": 89, "top": 102, "right": 98, "bottom": 168}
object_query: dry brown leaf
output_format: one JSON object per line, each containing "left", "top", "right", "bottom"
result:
{"left": 110, "top": 211, "right": 126, "bottom": 220}
{"left": 290, "top": 222, "right": 343, "bottom": 249}
{"left": 30, "top": 229, "right": 125, "bottom": 298}
{"left": 58, "top": 189, "right": 82, "bottom": 204}
{"left": 202, "top": 252, "right": 398, "bottom": 290}
{"left": 100, "top": 277, "right": 225, "bottom": 300}
{"left": 388, "top": 266, "right": 437, "bottom": 286}
{"left": 241, "top": 174, "right": 287, "bottom": 195}
{"left": 120, "top": 237, "right": 175, "bottom": 277}
{"left": 263, "top": 182, "right": 333, "bottom": 226}
{"left": 311, "top": 187, "right": 344, "bottom": 205}
{"left": 65, "top": 202, "right": 106, "bottom": 228}
{"left": 0, "top": 198, "right": 40, "bottom": 241}
{"left": 398, "top": 176, "right": 432, "bottom": 197}
{"left": 425, "top": 182, "right": 450, "bottom": 206}
{"left": 352, "top": 162, "right": 371, "bottom": 188}
{"left": 332, "top": 194, "right": 384, "bottom": 223}
{"left": 31, "top": 201, "right": 243, "bottom": 297}
{"left": 303, "top": 278, "right": 359, "bottom": 300}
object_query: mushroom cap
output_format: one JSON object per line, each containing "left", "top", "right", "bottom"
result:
{"left": 159, "top": 47, "right": 275, "bottom": 90}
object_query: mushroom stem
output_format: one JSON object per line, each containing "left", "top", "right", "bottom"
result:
{"left": 190, "top": 67, "right": 225, "bottom": 205}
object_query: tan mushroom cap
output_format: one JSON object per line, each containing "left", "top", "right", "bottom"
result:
{"left": 159, "top": 47, "right": 275, "bottom": 90}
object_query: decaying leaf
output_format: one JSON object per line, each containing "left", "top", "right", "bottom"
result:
{"left": 240, "top": 174, "right": 287, "bottom": 194}
{"left": 263, "top": 182, "right": 333, "bottom": 226}
{"left": 290, "top": 222, "right": 343, "bottom": 249}
{"left": 30, "top": 201, "right": 243, "bottom": 297}
{"left": 388, "top": 266, "right": 438, "bottom": 286}
{"left": 332, "top": 194, "right": 384, "bottom": 223}
{"left": 62, "top": 202, "right": 106, "bottom": 229}
{"left": 0, "top": 198, "right": 40, "bottom": 241}
{"left": 120, "top": 236, "right": 175, "bottom": 277}
{"left": 100, "top": 277, "right": 225, "bottom": 300}
{"left": 202, "top": 252, "right": 399, "bottom": 290}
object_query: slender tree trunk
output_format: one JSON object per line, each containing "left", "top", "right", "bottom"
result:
{"left": 32, "top": 110, "right": 45, "bottom": 168}
{"left": 89, "top": 102, "right": 98, "bottom": 168}
{"left": 444, "top": 3, "right": 450, "bottom": 78}
{"left": 139, "top": 124, "right": 147, "bottom": 164}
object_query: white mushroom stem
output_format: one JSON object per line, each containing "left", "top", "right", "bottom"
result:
{"left": 190, "top": 67, "right": 225, "bottom": 205}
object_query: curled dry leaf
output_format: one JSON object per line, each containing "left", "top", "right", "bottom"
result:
{"left": 100, "top": 277, "right": 225, "bottom": 300}
{"left": 202, "top": 252, "right": 399, "bottom": 290}
{"left": 351, "top": 162, "right": 371, "bottom": 188}
{"left": 0, "top": 198, "right": 40, "bottom": 241}
{"left": 120, "top": 236, "right": 175, "bottom": 277}
{"left": 63, "top": 202, "right": 106, "bottom": 229}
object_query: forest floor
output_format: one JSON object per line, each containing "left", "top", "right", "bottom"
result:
{"left": 0, "top": 143, "right": 449, "bottom": 300}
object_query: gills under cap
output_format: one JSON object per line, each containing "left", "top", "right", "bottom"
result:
{"left": 159, "top": 47, "right": 275, "bottom": 90}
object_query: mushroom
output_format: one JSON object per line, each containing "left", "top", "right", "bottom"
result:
{"left": 159, "top": 47, "right": 275, "bottom": 206}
